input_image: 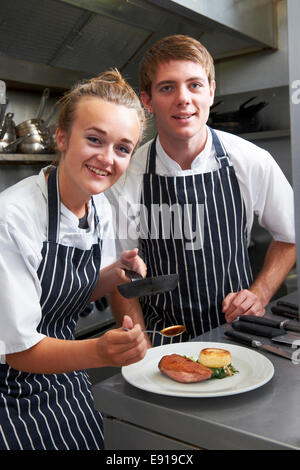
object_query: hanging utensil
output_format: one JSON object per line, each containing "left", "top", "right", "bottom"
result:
{"left": 0, "top": 81, "right": 8, "bottom": 138}
{"left": 0, "top": 80, "right": 6, "bottom": 105}
{"left": 43, "top": 101, "right": 59, "bottom": 128}
{"left": 117, "top": 270, "right": 179, "bottom": 299}
{"left": 0, "top": 99, "right": 9, "bottom": 130}
{"left": 36, "top": 88, "right": 50, "bottom": 121}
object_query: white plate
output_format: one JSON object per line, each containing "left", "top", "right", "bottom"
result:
{"left": 121, "top": 341, "right": 274, "bottom": 397}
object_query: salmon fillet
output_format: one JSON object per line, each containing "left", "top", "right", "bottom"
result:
{"left": 158, "top": 354, "right": 213, "bottom": 383}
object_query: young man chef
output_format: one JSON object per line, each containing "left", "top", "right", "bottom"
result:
{"left": 106, "top": 35, "right": 296, "bottom": 347}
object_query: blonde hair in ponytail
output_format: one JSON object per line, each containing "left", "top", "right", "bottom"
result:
{"left": 58, "top": 69, "right": 146, "bottom": 144}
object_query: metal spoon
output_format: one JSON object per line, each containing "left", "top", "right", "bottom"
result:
{"left": 124, "top": 325, "right": 185, "bottom": 338}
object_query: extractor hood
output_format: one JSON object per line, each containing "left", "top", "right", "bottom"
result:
{"left": 0, "top": 0, "right": 278, "bottom": 90}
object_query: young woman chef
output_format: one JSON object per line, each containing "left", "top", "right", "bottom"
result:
{"left": 0, "top": 70, "right": 147, "bottom": 450}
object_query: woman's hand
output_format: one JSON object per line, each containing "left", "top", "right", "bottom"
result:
{"left": 5, "top": 315, "right": 148, "bottom": 374}
{"left": 96, "top": 315, "right": 148, "bottom": 367}
{"left": 90, "top": 248, "right": 146, "bottom": 300}
{"left": 115, "top": 248, "right": 147, "bottom": 283}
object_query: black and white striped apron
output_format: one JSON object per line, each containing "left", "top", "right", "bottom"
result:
{"left": 139, "top": 128, "right": 253, "bottom": 346}
{"left": 0, "top": 168, "right": 104, "bottom": 450}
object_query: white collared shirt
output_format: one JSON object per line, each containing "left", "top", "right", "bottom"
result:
{"left": 0, "top": 166, "right": 116, "bottom": 357}
{"left": 106, "top": 127, "right": 295, "bottom": 256}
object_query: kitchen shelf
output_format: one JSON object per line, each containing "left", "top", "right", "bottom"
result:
{"left": 0, "top": 154, "right": 55, "bottom": 164}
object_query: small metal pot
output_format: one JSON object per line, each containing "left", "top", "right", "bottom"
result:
{"left": 17, "top": 118, "right": 45, "bottom": 134}
{"left": 0, "top": 113, "right": 17, "bottom": 153}
{"left": 18, "top": 128, "right": 51, "bottom": 154}
{"left": 13, "top": 118, "right": 50, "bottom": 153}
{"left": 4, "top": 127, "right": 51, "bottom": 154}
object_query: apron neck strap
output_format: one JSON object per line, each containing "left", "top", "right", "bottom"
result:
{"left": 47, "top": 167, "right": 99, "bottom": 243}
{"left": 209, "top": 127, "right": 230, "bottom": 168}
{"left": 47, "top": 167, "right": 60, "bottom": 243}
{"left": 91, "top": 197, "right": 99, "bottom": 227}
{"left": 146, "top": 137, "right": 157, "bottom": 174}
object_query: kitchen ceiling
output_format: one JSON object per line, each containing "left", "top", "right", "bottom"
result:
{"left": 0, "top": 0, "right": 278, "bottom": 89}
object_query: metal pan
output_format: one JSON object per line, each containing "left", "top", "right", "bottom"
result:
{"left": 118, "top": 271, "right": 179, "bottom": 299}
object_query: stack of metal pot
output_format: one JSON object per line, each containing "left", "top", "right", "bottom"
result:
{"left": 14, "top": 117, "right": 52, "bottom": 154}
{"left": 2, "top": 87, "right": 58, "bottom": 154}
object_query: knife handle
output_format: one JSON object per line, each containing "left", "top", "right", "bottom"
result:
{"left": 124, "top": 269, "right": 143, "bottom": 281}
{"left": 232, "top": 320, "right": 286, "bottom": 338}
{"left": 271, "top": 306, "right": 299, "bottom": 319}
{"left": 239, "top": 315, "right": 282, "bottom": 329}
{"left": 276, "top": 301, "right": 298, "bottom": 312}
{"left": 224, "top": 329, "right": 257, "bottom": 347}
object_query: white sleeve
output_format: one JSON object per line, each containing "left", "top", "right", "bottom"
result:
{"left": 0, "top": 223, "right": 45, "bottom": 359}
{"left": 253, "top": 151, "right": 295, "bottom": 243}
{"left": 98, "top": 194, "right": 117, "bottom": 268}
{"left": 105, "top": 175, "right": 140, "bottom": 258}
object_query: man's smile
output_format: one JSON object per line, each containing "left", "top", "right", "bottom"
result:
{"left": 172, "top": 112, "right": 196, "bottom": 120}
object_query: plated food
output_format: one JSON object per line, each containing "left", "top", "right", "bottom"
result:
{"left": 158, "top": 347, "right": 238, "bottom": 383}
{"left": 122, "top": 341, "right": 274, "bottom": 397}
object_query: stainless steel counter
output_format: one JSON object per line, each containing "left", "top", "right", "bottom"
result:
{"left": 93, "top": 291, "right": 300, "bottom": 450}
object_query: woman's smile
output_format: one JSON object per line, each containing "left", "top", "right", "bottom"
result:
{"left": 86, "top": 164, "right": 111, "bottom": 177}
{"left": 56, "top": 96, "right": 141, "bottom": 216}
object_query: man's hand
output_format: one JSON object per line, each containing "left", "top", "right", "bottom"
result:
{"left": 223, "top": 241, "right": 296, "bottom": 324}
{"left": 222, "top": 289, "right": 265, "bottom": 323}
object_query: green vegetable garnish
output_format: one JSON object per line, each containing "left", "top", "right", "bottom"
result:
{"left": 183, "top": 356, "right": 239, "bottom": 379}
{"left": 210, "top": 367, "right": 228, "bottom": 379}
{"left": 209, "top": 364, "right": 239, "bottom": 379}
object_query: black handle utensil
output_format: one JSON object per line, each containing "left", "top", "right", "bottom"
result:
{"left": 271, "top": 306, "right": 299, "bottom": 320}
{"left": 238, "top": 315, "right": 300, "bottom": 334}
{"left": 232, "top": 320, "right": 287, "bottom": 338}
{"left": 276, "top": 301, "right": 298, "bottom": 311}
{"left": 224, "top": 329, "right": 293, "bottom": 360}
